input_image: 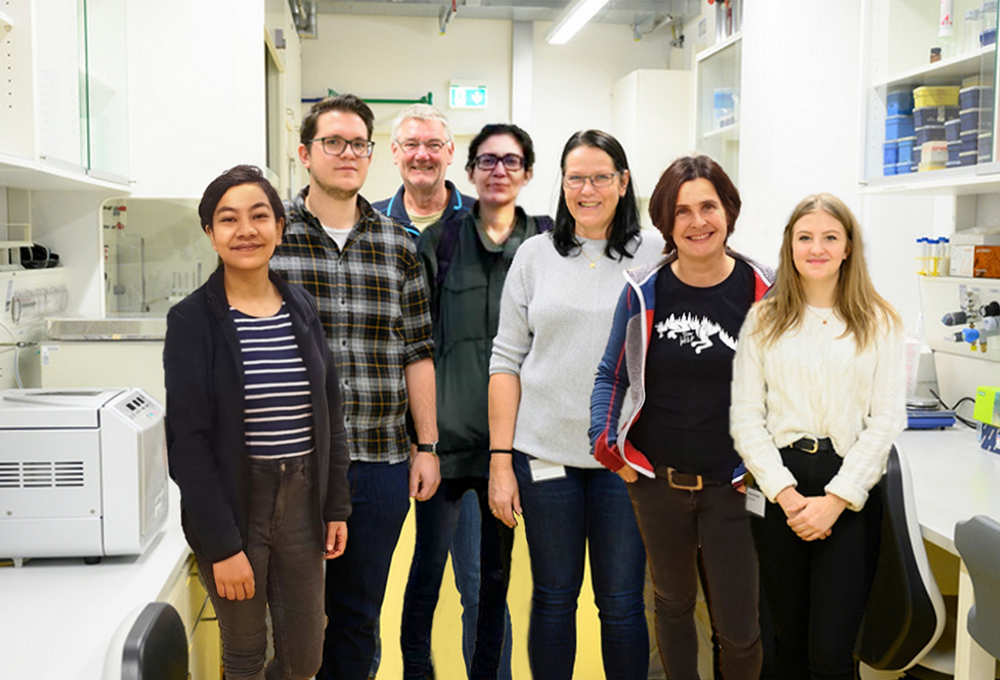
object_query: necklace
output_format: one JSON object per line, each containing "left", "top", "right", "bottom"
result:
{"left": 579, "top": 244, "right": 602, "bottom": 269}
{"left": 806, "top": 305, "right": 836, "bottom": 325}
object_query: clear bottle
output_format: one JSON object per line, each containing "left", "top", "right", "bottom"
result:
{"left": 929, "top": 237, "right": 941, "bottom": 276}
{"left": 940, "top": 0, "right": 956, "bottom": 58}
{"left": 966, "top": 8, "right": 982, "bottom": 52}
{"left": 917, "top": 237, "right": 929, "bottom": 275}
{"left": 983, "top": 0, "right": 998, "bottom": 46}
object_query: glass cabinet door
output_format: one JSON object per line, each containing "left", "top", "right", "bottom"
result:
{"left": 83, "top": 0, "right": 129, "bottom": 182}
{"left": 695, "top": 36, "right": 742, "bottom": 185}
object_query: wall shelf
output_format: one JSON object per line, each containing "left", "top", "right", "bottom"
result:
{"left": 862, "top": 165, "right": 1000, "bottom": 195}
{"left": 701, "top": 123, "right": 740, "bottom": 142}
{"left": 874, "top": 44, "right": 996, "bottom": 89}
{"left": 0, "top": 153, "right": 129, "bottom": 193}
{"left": 695, "top": 32, "right": 742, "bottom": 63}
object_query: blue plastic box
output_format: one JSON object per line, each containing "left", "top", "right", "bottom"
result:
{"left": 916, "top": 125, "right": 946, "bottom": 145}
{"left": 898, "top": 137, "right": 916, "bottom": 163}
{"left": 883, "top": 141, "right": 898, "bottom": 165}
{"left": 961, "top": 108, "right": 986, "bottom": 132}
{"left": 886, "top": 115, "right": 915, "bottom": 140}
{"left": 884, "top": 164, "right": 898, "bottom": 176}
{"left": 979, "top": 132, "right": 993, "bottom": 161}
{"left": 914, "top": 106, "right": 960, "bottom": 127}
{"left": 896, "top": 161, "right": 914, "bottom": 175}
{"left": 946, "top": 118, "right": 962, "bottom": 142}
{"left": 962, "top": 130, "right": 979, "bottom": 153}
{"left": 960, "top": 86, "right": 994, "bottom": 109}
{"left": 887, "top": 89, "right": 914, "bottom": 115}
{"left": 949, "top": 141, "right": 962, "bottom": 162}
{"left": 960, "top": 151, "right": 978, "bottom": 166}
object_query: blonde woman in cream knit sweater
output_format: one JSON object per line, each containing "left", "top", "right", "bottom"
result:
{"left": 730, "top": 193, "right": 906, "bottom": 680}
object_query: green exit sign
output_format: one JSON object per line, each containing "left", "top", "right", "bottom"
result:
{"left": 450, "top": 85, "right": 488, "bottom": 109}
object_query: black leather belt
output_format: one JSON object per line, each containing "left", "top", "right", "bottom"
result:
{"left": 783, "top": 437, "right": 834, "bottom": 454}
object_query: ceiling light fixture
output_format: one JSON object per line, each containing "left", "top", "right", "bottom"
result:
{"left": 545, "top": 0, "right": 611, "bottom": 45}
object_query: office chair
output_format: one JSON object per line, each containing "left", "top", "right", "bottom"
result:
{"left": 855, "top": 445, "right": 946, "bottom": 672}
{"left": 104, "top": 602, "right": 188, "bottom": 680}
{"left": 955, "top": 514, "right": 1000, "bottom": 658}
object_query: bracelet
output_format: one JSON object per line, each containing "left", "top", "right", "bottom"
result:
{"left": 489, "top": 448, "right": 516, "bottom": 455}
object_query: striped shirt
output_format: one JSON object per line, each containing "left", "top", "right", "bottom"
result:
{"left": 232, "top": 303, "right": 315, "bottom": 460}
{"left": 271, "top": 190, "right": 433, "bottom": 464}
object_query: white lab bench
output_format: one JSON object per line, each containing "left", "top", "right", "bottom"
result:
{"left": 895, "top": 428, "right": 1000, "bottom": 680}
{"left": 0, "top": 480, "right": 220, "bottom": 680}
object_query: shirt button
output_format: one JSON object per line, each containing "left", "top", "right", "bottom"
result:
{"left": 341, "top": 340, "right": 347, "bottom": 346}
{"left": 340, "top": 298, "right": 346, "bottom": 305}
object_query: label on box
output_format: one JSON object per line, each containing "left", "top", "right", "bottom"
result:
{"left": 951, "top": 244, "right": 975, "bottom": 276}
{"left": 974, "top": 246, "right": 1000, "bottom": 277}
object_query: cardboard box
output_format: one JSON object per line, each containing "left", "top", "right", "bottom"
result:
{"left": 951, "top": 244, "right": 974, "bottom": 276}
{"left": 974, "top": 246, "right": 1000, "bottom": 277}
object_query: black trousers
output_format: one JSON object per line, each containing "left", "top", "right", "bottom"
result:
{"left": 752, "top": 447, "right": 881, "bottom": 680}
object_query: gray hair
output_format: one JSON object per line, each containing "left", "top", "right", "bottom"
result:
{"left": 390, "top": 104, "right": 453, "bottom": 142}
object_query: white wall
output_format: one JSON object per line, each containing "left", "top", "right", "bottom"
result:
{"left": 126, "top": 0, "right": 267, "bottom": 199}
{"left": 735, "top": 2, "right": 866, "bottom": 274}
{"left": 299, "top": 15, "right": 673, "bottom": 214}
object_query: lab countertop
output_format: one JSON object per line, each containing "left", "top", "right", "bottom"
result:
{"left": 896, "top": 427, "right": 1000, "bottom": 553}
{"left": 0, "top": 481, "right": 190, "bottom": 680}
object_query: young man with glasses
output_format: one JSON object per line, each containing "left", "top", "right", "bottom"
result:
{"left": 373, "top": 104, "right": 475, "bottom": 238}
{"left": 271, "top": 93, "right": 440, "bottom": 680}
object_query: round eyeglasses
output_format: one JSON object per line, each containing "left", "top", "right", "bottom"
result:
{"left": 308, "top": 136, "right": 376, "bottom": 158}
{"left": 473, "top": 153, "right": 525, "bottom": 172}
{"left": 562, "top": 172, "right": 622, "bottom": 189}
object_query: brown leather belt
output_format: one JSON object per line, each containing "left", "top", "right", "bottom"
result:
{"left": 654, "top": 465, "right": 703, "bottom": 491}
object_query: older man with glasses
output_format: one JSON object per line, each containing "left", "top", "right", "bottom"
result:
{"left": 373, "top": 104, "right": 475, "bottom": 238}
{"left": 271, "top": 93, "right": 440, "bottom": 680}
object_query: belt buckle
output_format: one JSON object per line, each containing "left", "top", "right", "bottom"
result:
{"left": 667, "top": 467, "right": 703, "bottom": 491}
{"left": 800, "top": 438, "right": 819, "bottom": 454}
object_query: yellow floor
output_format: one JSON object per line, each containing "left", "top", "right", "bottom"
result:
{"left": 375, "top": 499, "right": 607, "bottom": 679}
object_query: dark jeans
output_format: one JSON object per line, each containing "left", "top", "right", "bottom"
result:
{"left": 196, "top": 455, "right": 324, "bottom": 680}
{"left": 401, "top": 479, "right": 514, "bottom": 680}
{"left": 752, "top": 447, "right": 881, "bottom": 680}
{"left": 318, "top": 460, "right": 411, "bottom": 680}
{"left": 512, "top": 452, "right": 648, "bottom": 680}
{"left": 629, "top": 474, "right": 762, "bottom": 680}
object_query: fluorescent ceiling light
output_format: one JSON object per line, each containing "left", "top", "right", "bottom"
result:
{"left": 545, "top": 0, "right": 611, "bottom": 45}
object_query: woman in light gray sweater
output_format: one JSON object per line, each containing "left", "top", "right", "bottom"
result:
{"left": 487, "top": 130, "right": 663, "bottom": 680}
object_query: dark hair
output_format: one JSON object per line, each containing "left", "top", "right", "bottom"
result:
{"left": 465, "top": 123, "right": 535, "bottom": 172}
{"left": 553, "top": 130, "right": 641, "bottom": 260}
{"left": 198, "top": 165, "right": 285, "bottom": 231}
{"left": 649, "top": 155, "right": 741, "bottom": 254}
{"left": 300, "top": 94, "right": 375, "bottom": 146}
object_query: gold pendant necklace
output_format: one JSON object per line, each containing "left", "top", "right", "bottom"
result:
{"left": 580, "top": 244, "right": 601, "bottom": 269}
{"left": 806, "top": 305, "right": 836, "bottom": 325}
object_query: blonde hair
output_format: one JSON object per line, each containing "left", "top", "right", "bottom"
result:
{"left": 755, "top": 193, "right": 900, "bottom": 350}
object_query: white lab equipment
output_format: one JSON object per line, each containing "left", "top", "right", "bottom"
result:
{"left": 0, "top": 388, "right": 168, "bottom": 566}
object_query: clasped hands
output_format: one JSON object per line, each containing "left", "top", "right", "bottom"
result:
{"left": 775, "top": 487, "right": 848, "bottom": 542}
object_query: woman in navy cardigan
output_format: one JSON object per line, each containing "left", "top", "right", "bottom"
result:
{"left": 164, "top": 165, "right": 351, "bottom": 680}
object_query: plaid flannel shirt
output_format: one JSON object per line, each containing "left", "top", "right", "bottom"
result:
{"left": 271, "top": 188, "right": 434, "bottom": 464}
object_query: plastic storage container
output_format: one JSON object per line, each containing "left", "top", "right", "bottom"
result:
{"left": 979, "top": 132, "right": 993, "bottom": 160}
{"left": 961, "top": 108, "right": 986, "bottom": 131}
{"left": 887, "top": 89, "right": 915, "bottom": 115}
{"left": 886, "top": 114, "right": 915, "bottom": 139}
{"left": 914, "top": 86, "right": 961, "bottom": 108}
{"left": 960, "top": 86, "right": 993, "bottom": 108}
{"left": 916, "top": 125, "right": 947, "bottom": 144}
{"left": 949, "top": 141, "right": 962, "bottom": 162}
{"left": 897, "top": 161, "right": 915, "bottom": 174}
{"left": 898, "top": 137, "right": 916, "bottom": 163}
{"left": 962, "top": 129, "right": 979, "bottom": 152}
{"left": 946, "top": 118, "right": 963, "bottom": 141}
{"left": 884, "top": 164, "right": 898, "bottom": 176}
{"left": 922, "top": 141, "right": 950, "bottom": 164}
{"left": 884, "top": 141, "right": 898, "bottom": 165}
{"left": 982, "top": 1, "right": 998, "bottom": 46}
{"left": 960, "top": 150, "right": 978, "bottom": 165}
{"left": 914, "top": 105, "right": 960, "bottom": 126}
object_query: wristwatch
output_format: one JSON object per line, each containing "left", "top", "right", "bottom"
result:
{"left": 416, "top": 442, "right": 438, "bottom": 455}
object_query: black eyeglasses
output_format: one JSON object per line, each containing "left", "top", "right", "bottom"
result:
{"left": 308, "top": 136, "right": 376, "bottom": 158}
{"left": 473, "top": 153, "right": 525, "bottom": 172}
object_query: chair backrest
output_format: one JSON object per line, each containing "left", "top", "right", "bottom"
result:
{"left": 120, "top": 602, "right": 188, "bottom": 680}
{"left": 855, "top": 444, "right": 946, "bottom": 671}
{"left": 955, "top": 514, "right": 1000, "bottom": 658}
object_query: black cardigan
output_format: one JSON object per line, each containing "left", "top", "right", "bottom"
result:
{"left": 164, "top": 266, "right": 351, "bottom": 563}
